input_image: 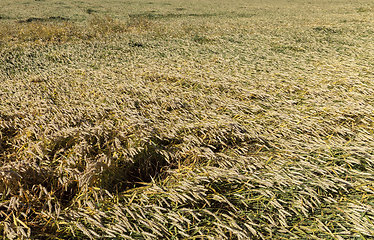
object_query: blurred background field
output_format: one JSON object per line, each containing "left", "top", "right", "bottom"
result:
{"left": 1, "top": 0, "right": 374, "bottom": 239}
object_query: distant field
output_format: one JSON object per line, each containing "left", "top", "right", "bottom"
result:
{"left": 1, "top": 0, "right": 374, "bottom": 239}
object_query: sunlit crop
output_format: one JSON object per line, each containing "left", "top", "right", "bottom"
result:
{"left": 1, "top": 0, "right": 374, "bottom": 239}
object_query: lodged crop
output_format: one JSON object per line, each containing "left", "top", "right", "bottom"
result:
{"left": 1, "top": 0, "right": 374, "bottom": 239}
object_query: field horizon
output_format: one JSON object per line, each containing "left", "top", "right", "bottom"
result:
{"left": 1, "top": 0, "right": 374, "bottom": 239}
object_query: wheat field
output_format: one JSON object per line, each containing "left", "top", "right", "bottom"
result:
{"left": 1, "top": 0, "right": 374, "bottom": 239}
